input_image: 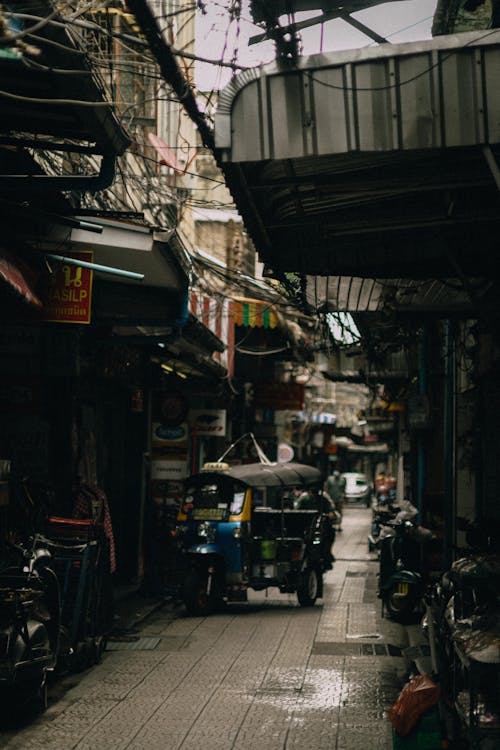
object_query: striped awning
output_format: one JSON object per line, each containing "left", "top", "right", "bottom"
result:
{"left": 233, "top": 300, "right": 278, "bottom": 328}
{"left": 0, "top": 254, "right": 41, "bottom": 307}
{"left": 189, "top": 292, "right": 234, "bottom": 376}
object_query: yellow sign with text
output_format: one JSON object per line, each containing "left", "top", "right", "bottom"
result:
{"left": 44, "top": 251, "right": 93, "bottom": 324}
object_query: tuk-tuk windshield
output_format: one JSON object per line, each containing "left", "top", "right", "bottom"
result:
{"left": 183, "top": 475, "right": 247, "bottom": 520}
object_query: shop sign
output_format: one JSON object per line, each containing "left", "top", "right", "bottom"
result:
{"left": 189, "top": 409, "right": 226, "bottom": 436}
{"left": 151, "top": 458, "right": 188, "bottom": 480}
{"left": 152, "top": 421, "right": 189, "bottom": 447}
{"left": 43, "top": 252, "right": 93, "bottom": 324}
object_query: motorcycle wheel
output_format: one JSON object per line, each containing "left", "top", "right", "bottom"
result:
{"left": 55, "top": 625, "right": 73, "bottom": 677}
{"left": 297, "top": 567, "right": 319, "bottom": 607}
{"left": 383, "top": 585, "right": 419, "bottom": 623}
{"left": 183, "top": 569, "right": 218, "bottom": 616}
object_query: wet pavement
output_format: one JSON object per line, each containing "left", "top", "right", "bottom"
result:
{"left": 0, "top": 505, "right": 409, "bottom": 749}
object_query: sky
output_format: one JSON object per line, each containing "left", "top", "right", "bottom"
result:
{"left": 195, "top": 0, "right": 439, "bottom": 90}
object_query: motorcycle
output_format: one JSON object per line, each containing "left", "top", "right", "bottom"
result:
{"left": 0, "top": 534, "right": 60, "bottom": 711}
{"left": 367, "top": 493, "right": 399, "bottom": 552}
{"left": 0, "top": 474, "right": 60, "bottom": 713}
{"left": 420, "top": 529, "right": 500, "bottom": 747}
{"left": 378, "top": 501, "right": 433, "bottom": 623}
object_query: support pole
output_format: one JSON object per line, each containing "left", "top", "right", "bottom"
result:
{"left": 443, "top": 319, "right": 456, "bottom": 568}
{"left": 417, "top": 326, "right": 427, "bottom": 520}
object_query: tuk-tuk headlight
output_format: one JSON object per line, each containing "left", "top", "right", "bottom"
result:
{"left": 197, "top": 522, "right": 216, "bottom": 543}
{"left": 232, "top": 527, "right": 242, "bottom": 539}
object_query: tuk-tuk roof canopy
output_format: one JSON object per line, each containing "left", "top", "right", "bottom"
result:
{"left": 198, "top": 462, "right": 322, "bottom": 488}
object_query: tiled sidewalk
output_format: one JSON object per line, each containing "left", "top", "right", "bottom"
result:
{"left": 0, "top": 505, "right": 408, "bottom": 750}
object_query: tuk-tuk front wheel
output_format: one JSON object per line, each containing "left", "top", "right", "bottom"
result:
{"left": 183, "top": 568, "right": 218, "bottom": 616}
{"left": 297, "top": 567, "right": 319, "bottom": 607}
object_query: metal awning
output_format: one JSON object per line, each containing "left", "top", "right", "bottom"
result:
{"left": 215, "top": 30, "right": 500, "bottom": 312}
{"left": 305, "top": 276, "right": 481, "bottom": 314}
{"left": 69, "top": 218, "right": 188, "bottom": 290}
{"left": 0, "top": 252, "right": 41, "bottom": 307}
{"left": 0, "top": 0, "right": 129, "bottom": 156}
{"left": 112, "top": 314, "right": 228, "bottom": 381}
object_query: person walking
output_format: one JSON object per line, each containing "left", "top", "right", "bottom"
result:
{"left": 296, "top": 488, "right": 336, "bottom": 567}
{"left": 324, "top": 470, "right": 346, "bottom": 531}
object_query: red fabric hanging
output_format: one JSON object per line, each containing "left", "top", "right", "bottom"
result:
{"left": 74, "top": 483, "right": 116, "bottom": 574}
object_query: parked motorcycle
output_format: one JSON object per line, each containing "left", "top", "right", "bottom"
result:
{"left": 0, "top": 534, "right": 60, "bottom": 711}
{"left": 368, "top": 494, "right": 399, "bottom": 552}
{"left": 0, "top": 475, "right": 60, "bottom": 713}
{"left": 378, "top": 501, "right": 433, "bottom": 623}
{"left": 420, "top": 526, "right": 500, "bottom": 747}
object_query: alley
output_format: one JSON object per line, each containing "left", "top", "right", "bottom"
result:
{"left": 0, "top": 506, "right": 408, "bottom": 750}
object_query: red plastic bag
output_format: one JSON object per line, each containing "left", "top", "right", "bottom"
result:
{"left": 387, "top": 674, "right": 441, "bottom": 736}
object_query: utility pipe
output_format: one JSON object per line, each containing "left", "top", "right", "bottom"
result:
{"left": 45, "top": 253, "right": 144, "bottom": 281}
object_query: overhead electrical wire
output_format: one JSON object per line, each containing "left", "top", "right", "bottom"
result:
{"left": 6, "top": 5, "right": 471, "bottom": 95}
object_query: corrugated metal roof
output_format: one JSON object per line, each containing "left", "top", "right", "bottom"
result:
{"left": 304, "top": 276, "right": 478, "bottom": 313}
{"left": 217, "top": 31, "right": 500, "bottom": 159}
{"left": 215, "top": 30, "right": 500, "bottom": 310}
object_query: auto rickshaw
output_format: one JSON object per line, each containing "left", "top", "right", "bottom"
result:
{"left": 176, "top": 460, "right": 332, "bottom": 615}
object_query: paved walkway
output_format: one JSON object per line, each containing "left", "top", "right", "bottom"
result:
{"left": 0, "top": 506, "right": 409, "bottom": 749}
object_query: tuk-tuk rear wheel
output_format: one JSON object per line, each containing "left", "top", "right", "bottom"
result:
{"left": 297, "top": 567, "right": 319, "bottom": 607}
{"left": 183, "top": 569, "right": 218, "bottom": 616}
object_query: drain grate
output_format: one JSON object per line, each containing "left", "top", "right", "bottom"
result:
{"left": 313, "top": 641, "right": 402, "bottom": 657}
{"left": 361, "top": 642, "right": 402, "bottom": 656}
{"left": 106, "top": 636, "right": 161, "bottom": 651}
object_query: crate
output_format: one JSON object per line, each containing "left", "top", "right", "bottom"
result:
{"left": 49, "top": 541, "right": 99, "bottom": 645}
{"left": 392, "top": 707, "right": 442, "bottom": 750}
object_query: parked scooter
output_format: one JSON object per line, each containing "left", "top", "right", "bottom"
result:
{"left": 378, "top": 500, "right": 433, "bottom": 623}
